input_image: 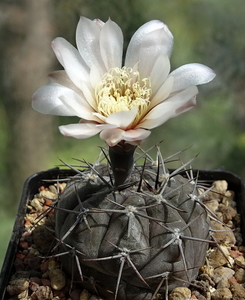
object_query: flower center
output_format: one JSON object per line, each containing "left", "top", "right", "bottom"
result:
{"left": 95, "top": 67, "right": 152, "bottom": 126}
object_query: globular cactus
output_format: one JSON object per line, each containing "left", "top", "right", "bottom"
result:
{"left": 55, "top": 144, "right": 211, "bottom": 300}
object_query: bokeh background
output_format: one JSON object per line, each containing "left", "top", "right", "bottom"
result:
{"left": 1, "top": 0, "right": 245, "bottom": 267}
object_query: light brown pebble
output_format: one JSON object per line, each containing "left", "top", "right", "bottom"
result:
{"left": 169, "top": 287, "right": 191, "bottom": 300}
{"left": 205, "top": 199, "right": 219, "bottom": 213}
{"left": 30, "top": 198, "right": 44, "bottom": 212}
{"left": 34, "top": 285, "right": 53, "bottom": 300}
{"left": 200, "top": 265, "right": 214, "bottom": 277}
{"left": 235, "top": 268, "right": 245, "bottom": 283}
{"left": 222, "top": 190, "right": 235, "bottom": 207}
{"left": 6, "top": 278, "right": 29, "bottom": 296}
{"left": 39, "top": 190, "right": 57, "bottom": 200}
{"left": 230, "top": 282, "right": 245, "bottom": 300}
{"left": 208, "top": 246, "right": 230, "bottom": 268}
{"left": 217, "top": 204, "right": 237, "bottom": 223}
{"left": 211, "top": 287, "right": 232, "bottom": 300}
{"left": 213, "top": 266, "right": 235, "bottom": 283}
{"left": 212, "top": 180, "right": 228, "bottom": 196}
{"left": 235, "top": 255, "right": 245, "bottom": 268}
{"left": 49, "top": 268, "right": 66, "bottom": 290}
{"left": 80, "top": 289, "right": 90, "bottom": 300}
{"left": 216, "top": 278, "right": 230, "bottom": 289}
{"left": 210, "top": 222, "right": 236, "bottom": 247}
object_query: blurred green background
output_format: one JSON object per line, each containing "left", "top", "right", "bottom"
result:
{"left": 1, "top": 0, "right": 245, "bottom": 268}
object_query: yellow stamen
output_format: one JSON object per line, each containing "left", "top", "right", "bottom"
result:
{"left": 95, "top": 67, "right": 152, "bottom": 127}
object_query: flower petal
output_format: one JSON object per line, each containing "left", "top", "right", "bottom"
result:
{"left": 51, "top": 37, "right": 89, "bottom": 90}
{"left": 149, "top": 76, "right": 174, "bottom": 109}
{"left": 80, "top": 81, "right": 97, "bottom": 110}
{"left": 90, "top": 64, "right": 103, "bottom": 89}
{"left": 58, "top": 93, "right": 98, "bottom": 121}
{"left": 76, "top": 16, "right": 105, "bottom": 74}
{"left": 122, "top": 129, "right": 151, "bottom": 143}
{"left": 149, "top": 55, "right": 171, "bottom": 93}
{"left": 170, "top": 63, "right": 216, "bottom": 93}
{"left": 125, "top": 20, "right": 173, "bottom": 68}
{"left": 100, "top": 18, "right": 123, "bottom": 70}
{"left": 137, "top": 28, "right": 174, "bottom": 79}
{"left": 48, "top": 70, "right": 87, "bottom": 97}
{"left": 175, "top": 97, "right": 197, "bottom": 116}
{"left": 59, "top": 123, "right": 115, "bottom": 139}
{"left": 138, "top": 86, "right": 198, "bottom": 129}
{"left": 100, "top": 128, "right": 125, "bottom": 146}
{"left": 32, "top": 83, "right": 77, "bottom": 116}
{"left": 105, "top": 107, "right": 138, "bottom": 129}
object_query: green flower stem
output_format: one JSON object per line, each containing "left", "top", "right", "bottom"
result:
{"left": 109, "top": 142, "right": 137, "bottom": 187}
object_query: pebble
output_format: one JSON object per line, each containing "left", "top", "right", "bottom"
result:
{"left": 222, "top": 190, "right": 235, "bottom": 208}
{"left": 30, "top": 198, "right": 44, "bottom": 212}
{"left": 6, "top": 278, "right": 29, "bottom": 296}
{"left": 169, "top": 287, "right": 191, "bottom": 300}
{"left": 208, "top": 246, "right": 230, "bottom": 268}
{"left": 217, "top": 204, "right": 237, "bottom": 223}
{"left": 230, "top": 282, "right": 245, "bottom": 300}
{"left": 200, "top": 265, "right": 214, "bottom": 277}
{"left": 216, "top": 278, "right": 230, "bottom": 289}
{"left": 212, "top": 180, "right": 228, "bottom": 197}
{"left": 80, "top": 289, "right": 91, "bottom": 300}
{"left": 205, "top": 199, "right": 219, "bottom": 213}
{"left": 211, "top": 287, "right": 232, "bottom": 300}
{"left": 235, "top": 255, "right": 245, "bottom": 267}
{"left": 34, "top": 285, "right": 53, "bottom": 300}
{"left": 234, "top": 267, "right": 245, "bottom": 283}
{"left": 49, "top": 268, "right": 66, "bottom": 290}
{"left": 213, "top": 266, "right": 235, "bottom": 283}
{"left": 39, "top": 189, "right": 57, "bottom": 200}
{"left": 211, "top": 222, "right": 236, "bottom": 247}
{"left": 70, "top": 288, "right": 83, "bottom": 300}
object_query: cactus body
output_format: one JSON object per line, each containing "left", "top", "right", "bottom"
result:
{"left": 55, "top": 153, "right": 210, "bottom": 300}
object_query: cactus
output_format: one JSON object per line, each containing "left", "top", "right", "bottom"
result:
{"left": 55, "top": 143, "right": 211, "bottom": 300}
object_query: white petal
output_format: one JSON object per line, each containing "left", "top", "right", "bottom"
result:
{"left": 59, "top": 123, "right": 115, "bottom": 139}
{"left": 58, "top": 93, "right": 98, "bottom": 121}
{"left": 137, "top": 28, "right": 174, "bottom": 78}
{"left": 48, "top": 71, "right": 88, "bottom": 99}
{"left": 170, "top": 63, "right": 216, "bottom": 93}
{"left": 138, "top": 86, "right": 198, "bottom": 129}
{"left": 80, "top": 81, "right": 97, "bottom": 110}
{"left": 122, "top": 129, "right": 151, "bottom": 142}
{"left": 92, "top": 112, "right": 107, "bottom": 123}
{"left": 149, "top": 76, "right": 174, "bottom": 109}
{"left": 90, "top": 64, "right": 103, "bottom": 89}
{"left": 125, "top": 20, "right": 173, "bottom": 68}
{"left": 175, "top": 97, "right": 197, "bottom": 116}
{"left": 100, "top": 18, "right": 123, "bottom": 70}
{"left": 150, "top": 55, "right": 171, "bottom": 93}
{"left": 105, "top": 107, "right": 138, "bottom": 129}
{"left": 93, "top": 18, "right": 105, "bottom": 29}
{"left": 32, "top": 83, "right": 77, "bottom": 116}
{"left": 76, "top": 16, "right": 105, "bottom": 74}
{"left": 100, "top": 128, "right": 125, "bottom": 146}
{"left": 51, "top": 37, "right": 89, "bottom": 89}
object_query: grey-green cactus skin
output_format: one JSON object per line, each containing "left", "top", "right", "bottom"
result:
{"left": 55, "top": 161, "right": 210, "bottom": 300}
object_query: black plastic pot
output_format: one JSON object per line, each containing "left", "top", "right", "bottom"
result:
{"left": 0, "top": 168, "right": 244, "bottom": 300}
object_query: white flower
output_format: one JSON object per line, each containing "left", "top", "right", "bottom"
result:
{"left": 32, "top": 17, "right": 215, "bottom": 147}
